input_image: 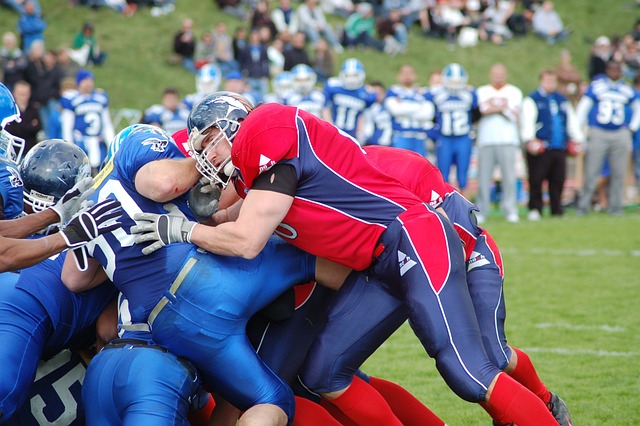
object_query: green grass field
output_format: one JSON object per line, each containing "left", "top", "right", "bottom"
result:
{"left": 2, "top": 0, "right": 639, "bottom": 424}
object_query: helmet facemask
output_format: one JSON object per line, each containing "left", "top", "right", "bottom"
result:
{"left": 0, "top": 129, "right": 25, "bottom": 165}
{"left": 189, "top": 118, "right": 240, "bottom": 188}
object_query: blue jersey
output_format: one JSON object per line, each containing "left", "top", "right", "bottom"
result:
{"left": 143, "top": 104, "right": 190, "bottom": 136}
{"left": 85, "top": 130, "right": 194, "bottom": 324}
{"left": 60, "top": 89, "right": 111, "bottom": 142}
{"left": 584, "top": 78, "right": 638, "bottom": 130}
{"left": 288, "top": 90, "right": 325, "bottom": 118}
{"left": 364, "top": 102, "right": 392, "bottom": 146}
{"left": 384, "top": 85, "right": 433, "bottom": 137}
{"left": 323, "top": 78, "right": 376, "bottom": 138}
{"left": 181, "top": 92, "right": 205, "bottom": 113}
{"left": 0, "top": 158, "right": 24, "bottom": 219}
{"left": 428, "top": 86, "right": 477, "bottom": 138}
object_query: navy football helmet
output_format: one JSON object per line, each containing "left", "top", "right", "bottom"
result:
{"left": 187, "top": 91, "right": 253, "bottom": 187}
{"left": 0, "top": 83, "right": 25, "bottom": 165}
{"left": 20, "top": 139, "right": 91, "bottom": 212}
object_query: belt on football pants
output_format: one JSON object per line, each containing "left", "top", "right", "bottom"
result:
{"left": 103, "top": 338, "right": 197, "bottom": 379}
{"left": 148, "top": 256, "right": 199, "bottom": 330}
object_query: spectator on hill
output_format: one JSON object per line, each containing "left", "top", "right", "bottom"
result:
{"left": 588, "top": 36, "right": 613, "bottom": 80}
{"left": 238, "top": 29, "right": 270, "bottom": 103}
{"left": 211, "top": 22, "right": 238, "bottom": 78}
{"left": 172, "top": 18, "right": 196, "bottom": 74}
{"left": 620, "top": 34, "right": 640, "bottom": 80}
{"left": 312, "top": 38, "right": 334, "bottom": 84}
{"left": 4, "top": 80, "right": 41, "bottom": 154}
{"left": 296, "top": 0, "right": 344, "bottom": 53}
{"left": 321, "top": 0, "right": 355, "bottom": 19}
{"left": 232, "top": 26, "right": 247, "bottom": 63}
{"left": 376, "top": 8, "right": 408, "bottom": 55}
{"left": 267, "top": 37, "right": 286, "bottom": 77}
{"left": 25, "top": 43, "right": 62, "bottom": 139}
{"left": 73, "top": 21, "right": 107, "bottom": 67}
{"left": 215, "top": 0, "right": 246, "bottom": 20}
{"left": 17, "top": 1, "right": 46, "bottom": 54}
{"left": 1, "top": 32, "right": 28, "bottom": 90}
{"left": 271, "top": 0, "right": 299, "bottom": 44}
{"left": 195, "top": 31, "right": 216, "bottom": 69}
{"left": 250, "top": 0, "right": 277, "bottom": 38}
{"left": 555, "top": 49, "right": 582, "bottom": 105}
{"left": 479, "top": 0, "right": 515, "bottom": 45}
{"left": 343, "top": 2, "right": 383, "bottom": 51}
{"left": 532, "top": 0, "right": 570, "bottom": 45}
{"left": 1, "top": 0, "right": 41, "bottom": 15}
{"left": 283, "top": 31, "right": 311, "bottom": 71}
{"left": 382, "top": 0, "right": 423, "bottom": 31}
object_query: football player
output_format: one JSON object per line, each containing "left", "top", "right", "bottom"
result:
{"left": 288, "top": 64, "right": 325, "bottom": 118}
{"left": 60, "top": 70, "right": 115, "bottom": 174}
{"left": 322, "top": 58, "right": 376, "bottom": 140}
{"left": 0, "top": 140, "right": 118, "bottom": 423}
{"left": 61, "top": 117, "right": 350, "bottom": 426}
{"left": 263, "top": 71, "right": 295, "bottom": 105}
{"left": 131, "top": 92, "right": 559, "bottom": 426}
{"left": 182, "top": 63, "right": 223, "bottom": 112}
{"left": 142, "top": 87, "right": 190, "bottom": 136}
{"left": 0, "top": 84, "right": 121, "bottom": 273}
{"left": 426, "top": 63, "right": 479, "bottom": 198}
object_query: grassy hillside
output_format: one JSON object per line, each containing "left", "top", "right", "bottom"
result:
{"left": 1, "top": 0, "right": 637, "bottom": 111}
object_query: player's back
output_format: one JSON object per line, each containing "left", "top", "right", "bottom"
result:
{"left": 232, "top": 104, "right": 422, "bottom": 270}
{"left": 85, "top": 131, "right": 194, "bottom": 323}
{"left": 0, "top": 158, "right": 24, "bottom": 219}
{"left": 61, "top": 90, "right": 109, "bottom": 137}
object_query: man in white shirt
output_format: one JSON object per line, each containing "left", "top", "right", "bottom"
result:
{"left": 475, "top": 63, "right": 523, "bottom": 223}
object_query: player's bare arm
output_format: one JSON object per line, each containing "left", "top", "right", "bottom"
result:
{"left": 61, "top": 255, "right": 108, "bottom": 293}
{"left": 135, "top": 157, "right": 201, "bottom": 203}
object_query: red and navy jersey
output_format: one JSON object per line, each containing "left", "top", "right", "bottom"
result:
{"left": 231, "top": 104, "right": 422, "bottom": 270}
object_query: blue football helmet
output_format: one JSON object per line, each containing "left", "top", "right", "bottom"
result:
{"left": 0, "top": 83, "right": 25, "bottom": 165}
{"left": 196, "top": 63, "right": 222, "bottom": 95}
{"left": 187, "top": 91, "right": 253, "bottom": 187}
{"left": 106, "top": 123, "right": 174, "bottom": 163}
{"left": 291, "top": 64, "right": 317, "bottom": 95}
{"left": 20, "top": 139, "right": 91, "bottom": 213}
{"left": 442, "top": 63, "right": 468, "bottom": 91}
{"left": 339, "top": 58, "right": 366, "bottom": 90}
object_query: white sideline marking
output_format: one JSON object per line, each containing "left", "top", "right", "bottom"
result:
{"left": 500, "top": 248, "right": 640, "bottom": 257}
{"left": 523, "top": 347, "right": 639, "bottom": 357}
{"left": 535, "top": 322, "right": 625, "bottom": 333}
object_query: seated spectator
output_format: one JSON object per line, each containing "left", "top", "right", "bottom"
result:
{"left": 232, "top": 26, "right": 247, "bottom": 63}
{"left": 4, "top": 80, "right": 41, "bottom": 154}
{"left": 382, "top": 0, "right": 423, "bottom": 31}
{"left": 312, "top": 38, "right": 334, "bottom": 84}
{"left": 172, "top": 18, "right": 196, "bottom": 74}
{"left": 237, "top": 29, "right": 270, "bottom": 103}
{"left": 25, "top": 43, "right": 62, "bottom": 139}
{"left": 1, "top": 31, "right": 28, "bottom": 90}
{"left": 267, "top": 37, "right": 286, "bottom": 77}
{"left": 215, "top": 0, "right": 246, "bottom": 20}
{"left": 532, "top": 0, "right": 570, "bottom": 45}
{"left": 73, "top": 21, "right": 107, "bottom": 66}
{"left": 321, "top": 0, "right": 354, "bottom": 19}
{"left": 271, "top": 0, "right": 299, "bottom": 44}
{"left": 376, "top": 8, "right": 408, "bottom": 56}
{"left": 17, "top": 1, "right": 46, "bottom": 54}
{"left": 588, "top": 36, "right": 613, "bottom": 80}
{"left": 478, "top": 0, "right": 515, "bottom": 45}
{"left": 250, "top": 0, "right": 277, "bottom": 38}
{"left": 212, "top": 22, "right": 239, "bottom": 77}
{"left": 283, "top": 31, "right": 311, "bottom": 71}
{"left": 621, "top": 34, "right": 640, "bottom": 80}
{"left": 195, "top": 31, "right": 216, "bottom": 69}
{"left": 432, "top": 0, "right": 472, "bottom": 47}
{"left": 343, "top": 2, "right": 383, "bottom": 51}
{"left": 296, "top": 0, "right": 344, "bottom": 53}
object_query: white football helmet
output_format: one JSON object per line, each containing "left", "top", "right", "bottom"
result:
{"left": 196, "top": 63, "right": 222, "bottom": 95}
{"left": 291, "top": 64, "right": 317, "bottom": 95}
{"left": 442, "top": 63, "right": 469, "bottom": 91}
{"left": 339, "top": 58, "right": 366, "bottom": 90}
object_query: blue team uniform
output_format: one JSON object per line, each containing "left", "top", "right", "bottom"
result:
{"left": 428, "top": 85, "right": 478, "bottom": 189}
{"left": 82, "top": 295, "right": 200, "bottom": 425}
{"left": 0, "top": 158, "right": 24, "bottom": 220}
{"left": 288, "top": 91, "right": 325, "bottom": 118}
{"left": 384, "top": 85, "right": 433, "bottom": 156}
{"left": 142, "top": 104, "right": 190, "bottom": 136}
{"left": 364, "top": 102, "right": 392, "bottom": 146}
{"left": 60, "top": 89, "right": 111, "bottom": 166}
{"left": 323, "top": 78, "right": 376, "bottom": 138}
{"left": 0, "top": 252, "right": 117, "bottom": 421}
{"left": 85, "top": 129, "right": 316, "bottom": 420}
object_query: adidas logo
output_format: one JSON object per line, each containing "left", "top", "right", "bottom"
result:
{"left": 258, "top": 154, "right": 276, "bottom": 173}
{"left": 398, "top": 250, "right": 417, "bottom": 276}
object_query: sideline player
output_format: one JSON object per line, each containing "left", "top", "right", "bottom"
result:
{"left": 131, "top": 93, "right": 559, "bottom": 425}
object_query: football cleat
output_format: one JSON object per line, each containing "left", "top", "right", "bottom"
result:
{"left": 547, "top": 393, "right": 573, "bottom": 426}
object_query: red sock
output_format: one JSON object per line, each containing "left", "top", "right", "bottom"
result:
{"left": 319, "top": 399, "right": 359, "bottom": 426}
{"left": 508, "top": 347, "right": 552, "bottom": 404}
{"left": 368, "top": 376, "right": 445, "bottom": 426}
{"left": 324, "top": 376, "right": 402, "bottom": 426}
{"left": 292, "top": 396, "right": 342, "bottom": 426}
{"left": 187, "top": 393, "right": 215, "bottom": 426}
{"left": 487, "top": 373, "right": 557, "bottom": 426}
